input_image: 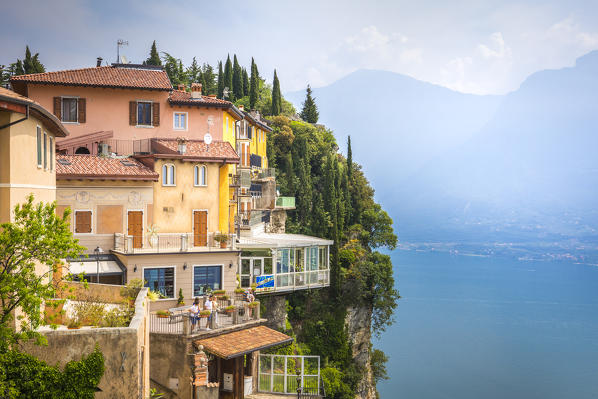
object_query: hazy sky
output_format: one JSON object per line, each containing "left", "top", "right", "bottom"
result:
{"left": 1, "top": 0, "right": 597, "bottom": 95}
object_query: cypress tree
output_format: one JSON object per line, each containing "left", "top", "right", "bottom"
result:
{"left": 14, "top": 46, "right": 45, "bottom": 75}
{"left": 232, "top": 54, "right": 243, "bottom": 99}
{"left": 347, "top": 136, "right": 353, "bottom": 181}
{"left": 300, "top": 85, "right": 319, "bottom": 123}
{"left": 202, "top": 63, "right": 216, "bottom": 95}
{"left": 242, "top": 68, "right": 249, "bottom": 97}
{"left": 145, "top": 41, "right": 162, "bottom": 66}
{"left": 224, "top": 55, "right": 233, "bottom": 100}
{"left": 217, "top": 61, "right": 224, "bottom": 99}
{"left": 249, "top": 58, "right": 259, "bottom": 109}
{"left": 271, "top": 69, "right": 282, "bottom": 116}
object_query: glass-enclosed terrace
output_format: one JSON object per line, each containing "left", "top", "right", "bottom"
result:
{"left": 238, "top": 233, "right": 333, "bottom": 294}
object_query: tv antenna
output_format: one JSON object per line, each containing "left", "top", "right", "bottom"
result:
{"left": 116, "top": 39, "right": 129, "bottom": 63}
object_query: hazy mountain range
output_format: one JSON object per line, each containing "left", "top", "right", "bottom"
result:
{"left": 286, "top": 51, "right": 598, "bottom": 260}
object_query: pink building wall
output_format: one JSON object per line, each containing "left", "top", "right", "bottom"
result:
{"left": 26, "top": 85, "right": 225, "bottom": 146}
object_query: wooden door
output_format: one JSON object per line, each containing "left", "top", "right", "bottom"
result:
{"left": 127, "top": 211, "right": 143, "bottom": 249}
{"left": 193, "top": 211, "right": 207, "bottom": 247}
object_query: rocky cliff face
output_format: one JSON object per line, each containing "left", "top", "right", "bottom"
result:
{"left": 346, "top": 305, "right": 377, "bottom": 399}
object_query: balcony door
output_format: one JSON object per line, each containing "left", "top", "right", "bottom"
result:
{"left": 127, "top": 211, "right": 143, "bottom": 249}
{"left": 193, "top": 210, "right": 208, "bottom": 247}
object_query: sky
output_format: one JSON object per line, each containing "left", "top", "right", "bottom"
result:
{"left": 1, "top": 0, "right": 597, "bottom": 95}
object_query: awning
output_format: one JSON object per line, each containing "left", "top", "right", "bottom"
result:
{"left": 196, "top": 326, "right": 293, "bottom": 359}
{"left": 238, "top": 233, "right": 334, "bottom": 248}
{"left": 66, "top": 260, "right": 123, "bottom": 275}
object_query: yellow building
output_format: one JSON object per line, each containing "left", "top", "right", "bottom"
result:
{"left": 0, "top": 87, "right": 68, "bottom": 223}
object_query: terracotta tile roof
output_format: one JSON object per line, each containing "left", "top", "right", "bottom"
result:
{"left": 169, "top": 90, "right": 231, "bottom": 105}
{"left": 56, "top": 155, "right": 159, "bottom": 181}
{"left": 0, "top": 87, "right": 68, "bottom": 137}
{"left": 149, "top": 138, "right": 240, "bottom": 163}
{"left": 196, "top": 326, "right": 293, "bottom": 359}
{"left": 10, "top": 66, "right": 172, "bottom": 91}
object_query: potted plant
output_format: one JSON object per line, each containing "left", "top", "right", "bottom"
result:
{"left": 212, "top": 290, "right": 226, "bottom": 296}
{"left": 225, "top": 305, "right": 235, "bottom": 314}
{"left": 177, "top": 288, "right": 185, "bottom": 306}
{"left": 156, "top": 310, "right": 170, "bottom": 319}
{"left": 213, "top": 233, "right": 229, "bottom": 248}
{"left": 248, "top": 301, "right": 259, "bottom": 309}
{"left": 234, "top": 287, "right": 245, "bottom": 294}
{"left": 219, "top": 294, "right": 229, "bottom": 301}
{"left": 199, "top": 310, "right": 211, "bottom": 318}
{"left": 67, "top": 318, "right": 81, "bottom": 329}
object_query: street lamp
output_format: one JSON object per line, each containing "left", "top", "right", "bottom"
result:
{"left": 94, "top": 246, "right": 102, "bottom": 283}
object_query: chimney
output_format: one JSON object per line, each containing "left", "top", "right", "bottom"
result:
{"left": 238, "top": 105, "right": 245, "bottom": 112}
{"left": 191, "top": 83, "right": 202, "bottom": 99}
{"left": 177, "top": 83, "right": 186, "bottom": 92}
{"left": 177, "top": 137, "right": 187, "bottom": 154}
{"left": 96, "top": 57, "right": 103, "bottom": 67}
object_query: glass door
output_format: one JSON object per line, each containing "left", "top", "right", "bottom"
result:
{"left": 241, "top": 258, "right": 251, "bottom": 288}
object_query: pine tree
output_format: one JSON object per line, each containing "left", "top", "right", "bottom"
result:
{"left": 242, "top": 68, "right": 249, "bottom": 97}
{"left": 232, "top": 55, "right": 243, "bottom": 100}
{"left": 224, "top": 55, "right": 233, "bottom": 100}
{"left": 186, "top": 57, "right": 201, "bottom": 86}
{"left": 300, "top": 85, "right": 319, "bottom": 123}
{"left": 202, "top": 63, "right": 217, "bottom": 95}
{"left": 217, "top": 61, "right": 224, "bottom": 99}
{"left": 271, "top": 69, "right": 282, "bottom": 116}
{"left": 249, "top": 58, "right": 259, "bottom": 109}
{"left": 145, "top": 41, "right": 162, "bottom": 66}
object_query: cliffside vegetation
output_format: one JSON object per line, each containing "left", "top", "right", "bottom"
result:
{"left": 268, "top": 116, "right": 399, "bottom": 398}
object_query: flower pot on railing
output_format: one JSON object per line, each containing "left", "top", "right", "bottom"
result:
{"left": 214, "top": 233, "right": 228, "bottom": 249}
{"left": 156, "top": 310, "right": 170, "bottom": 319}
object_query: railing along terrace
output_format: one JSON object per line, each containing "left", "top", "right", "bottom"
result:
{"left": 149, "top": 297, "right": 261, "bottom": 336}
{"left": 113, "top": 232, "right": 236, "bottom": 253}
{"left": 100, "top": 139, "right": 151, "bottom": 156}
{"left": 257, "top": 168, "right": 276, "bottom": 179}
{"left": 276, "top": 196, "right": 296, "bottom": 208}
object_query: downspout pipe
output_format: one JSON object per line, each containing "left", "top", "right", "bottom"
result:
{"left": 0, "top": 104, "right": 29, "bottom": 130}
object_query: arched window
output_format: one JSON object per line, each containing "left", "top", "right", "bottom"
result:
{"left": 194, "top": 165, "right": 207, "bottom": 186}
{"left": 75, "top": 146, "right": 90, "bottom": 154}
{"left": 162, "top": 164, "right": 175, "bottom": 186}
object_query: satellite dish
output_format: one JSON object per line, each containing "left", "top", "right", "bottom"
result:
{"left": 204, "top": 133, "right": 213, "bottom": 145}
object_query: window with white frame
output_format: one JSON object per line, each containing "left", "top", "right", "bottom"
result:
{"left": 137, "top": 101, "right": 152, "bottom": 126}
{"left": 173, "top": 112, "right": 187, "bottom": 130}
{"left": 144, "top": 267, "right": 175, "bottom": 298}
{"left": 61, "top": 97, "right": 78, "bottom": 122}
{"left": 49, "top": 137, "right": 54, "bottom": 170}
{"left": 162, "top": 164, "right": 175, "bottom": 186}
{"left": 194, "top": 165, "right": 207, "bottom": 186}
{"left": 43, "top": 132, "right": 48, "bottom": 169}
{"left": 36, "top": 126, "right": 42, "bottom": 167}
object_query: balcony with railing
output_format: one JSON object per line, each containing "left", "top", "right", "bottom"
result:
{"left": 149, "top": 294, "right": 263, "bottom": 337}
{"left": 113, "top": 232, "right": 236, "bottom": 254}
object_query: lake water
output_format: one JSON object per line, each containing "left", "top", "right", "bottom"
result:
{"left": 376, "top": 250, "right": 598, "bottom": 399}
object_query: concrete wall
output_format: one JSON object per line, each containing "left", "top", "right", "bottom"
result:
{"left": 56, "top": 180, "right": 153, "bottom": 253}
{"left": 153, "top": 159, "right": 221, "bottom": 235}
{"left": 115, "top": 251, "right": 239, "bottom": 302}
{"left": 24, "top": 287, "right": 150, "bottom": 399}
{"left": 0, "top": 109, "right": 58, "bottom": 224}
{"left": 149, "top": 334, "right": 194, "bottom": 399}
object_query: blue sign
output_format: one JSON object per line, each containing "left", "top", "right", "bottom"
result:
{"left": 256, "top": 274, "right": 274, "bottom": 291}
